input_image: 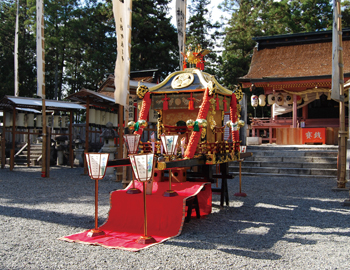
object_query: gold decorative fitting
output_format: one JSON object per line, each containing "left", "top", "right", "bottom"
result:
{"left": 234, "top": 85, "right": 243, "bottom": 102}
{"left": 136, "top": 85, "right": 149, "bottom": 99}
{"left": 208, "top": 80, "right": 217, "bottom": 96}
{"left": 171, "top": 73, "right": 194, "bottom": 89}
{"left": 157, "top": 162, "right": 166, "bottom": 171}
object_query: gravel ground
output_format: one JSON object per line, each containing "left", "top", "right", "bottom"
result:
{"left": 1, "top": 165, "right": 350, "bottom": 270}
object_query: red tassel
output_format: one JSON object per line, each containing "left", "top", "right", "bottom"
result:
{"left": 216, "top": 94, "right": 220, "bottom": 111}
{"left": 223, "top": 96, "right": 227, "bottom": 112}
{"left": 188, "top": 92, "right": 195, "bottom": 110}
{"left": 162, "top": 94, "right": 170, "bottom": 110}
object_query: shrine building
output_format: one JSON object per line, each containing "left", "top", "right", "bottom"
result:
{"left": 239, "top": 29, "right": 350, "bottom": 145}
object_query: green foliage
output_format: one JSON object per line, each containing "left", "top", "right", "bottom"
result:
{"left": 0, "top": 0, "right": 36, "bottom": 98}
{"left": 219, "top": 0, "right": 333, "bottom": 90}
{"left": 186, "top": 0, "right": 221, "bottom": 74}
{"left": 131, "top": 0, "right": 178, "bottom": 79}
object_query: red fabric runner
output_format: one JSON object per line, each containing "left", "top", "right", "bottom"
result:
{"left": 60, "top": 181, "right": 212, "bottom": 251}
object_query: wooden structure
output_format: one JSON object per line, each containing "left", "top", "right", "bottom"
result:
{"left": 0, "top": 96, "right": 85, "bottom": 170}
{"left": 240, "top": 29, "right": 350, "bottom": 145}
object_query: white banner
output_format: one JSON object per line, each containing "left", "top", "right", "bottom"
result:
{"left": 176, "top": 0, "right": 186, "bottom": 70}
{"left": 36, "top": 0, "right": 44, "bottom": 98}
{"left": 113, "top": 0, "right": 132, "bottom": 108}
{"left": 14, "top": 0, "right": 19, "bottom": 96}
{"left": 332, "top": 0, "right": 341, "bottom": 101}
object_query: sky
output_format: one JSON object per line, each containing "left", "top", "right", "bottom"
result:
{"left": 169, "top": 0, "right": 226, "bottom": 27}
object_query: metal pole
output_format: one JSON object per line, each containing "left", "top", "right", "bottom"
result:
{"left": 143, "top": 181, "right": 147, "bottom": 237}
{"left": 94, "top": 179, "right": 99, "bottom": 230}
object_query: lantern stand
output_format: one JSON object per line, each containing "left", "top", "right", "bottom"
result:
{"left": 124, "top": 134, "right": 142, "bottom": 194}
{"left": 160, "top": 134, "right": 179, "bottom": 197}
{"left": 85, "top": 152, "right": 110, "bottom": 237}
{"left": 129, "top": 153, "right": 157, "bottom": 244}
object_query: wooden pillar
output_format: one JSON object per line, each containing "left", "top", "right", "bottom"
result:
{"left": 293, "top": 94, "right": 297, "bottom": 128}
{"left": 69, "top": 111, "right": 74, "bottom": 168}
{"left": 27, "top": 127, "right": 30, "bottom": 167}
{"left": 302, "top": 105, "right": 308, "bottom": 120}
{"left": 1, "top": 110, "right": 6, "bottom": 169}
{"left": 117, "top": 104, "right": 124, "bottom": 182}
{"left": 10, "top": 107, "right": 16, "bottom": 171}
{"left": 336, "top": 0, "right": 347, "bottom": 188}
{"left": 84, "top": 99, "right": 90, "bottom": 174}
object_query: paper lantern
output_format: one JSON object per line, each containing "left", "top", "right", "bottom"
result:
{"left": 267, "top": 94, "right": 275, "bottom": 105}
{"left": 16, "top": 112, "right": 25, "bottom": 127}
{"left": 100, "top": 110, "right": 106, "bottom": 126}
{"left": 251, "top": 95, "right": 258, "bottom": 107}
{"left": 36, "top": 115, "right": 42, "bottom": 128}
{"left": 89, "top": 108, "right": 96, "bottom": 126}
{"left": 276, "top": 93, "right": 284, "bottom": 105}
{"left": 26, "top": 113, "right": 35, "bottom": 128}
{"left": 46, "top": 115, "right": 52, "bottom": 127}
{"left": 112, "top": 113, "right": 118, "bottom": 127}
{"left": 297, "top": 96, "right": 302, "bottom": 105}
{"left": 61, "top": 115, "right": 69, "bottom": 129}
{"left": 124, "top": 134, "right": 141, "bottom": 155}
{"left": 5, "top": 113, "right": 13, "bottom": 127}
{"left": 53, "top": 115, "right": 61, "bottom": 129}
{"left": 285, "top": 94, "right": 293, "bottom": 105}
{"left": 95, "top": 109, "right": 101, "bottom": 126}
{"left": 259, "top": 94, "right": 266, "bottom": 106}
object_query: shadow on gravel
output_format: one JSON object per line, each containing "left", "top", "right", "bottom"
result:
{"left": 0, "top": 205, "right": 97, "bottom": 228}
{"left": 218, "top": 248, "right": 282, "bottom": 260}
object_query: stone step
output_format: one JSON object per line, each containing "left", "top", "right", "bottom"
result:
{"left": 230, "top": 166, "right": 337, "bottom": 177}
{"left": 230, "top": 171, "right": 337, "bottom": 178}
{"left": 246, "top": 145, "right": 338, "bottom": 151}
{"left": 233, "top": 161, "right": 337, "bottom": 169}
{"left": 248, "top": 150, "right": 338, "bottom": 158}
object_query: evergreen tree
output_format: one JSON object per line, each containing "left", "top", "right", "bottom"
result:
{"left": 0, "top": 0, "right": 36, "bottom": 98}
{"left": 131, "top": 0, "right": 178, "bottom": 79}
{"left": 186, "top": 0, "right": 220, "bottom": 74}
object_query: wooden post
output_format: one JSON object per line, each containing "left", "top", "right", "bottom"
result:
{"left": 27, "top": 127, "right": 30, "bottom": 167}
{"left": 84, "top": 98, "right": 90, "bottom": 174}
{"left": 10, "top": 107, "right": 16, "bottom": 171}
{"left": 1, "top": 110, "right": 6, "bottom": 169}
{"left": 117, "top": 104, "right": 124, "bottom": 182}
{"left": 293, "top": 94, "right": 297, "bottom": 128}
{"left": 69, "top": 111, "right": 74, "bottom": 168}
{"left": 336, "top": 0, "right": 347, "bottom": 188}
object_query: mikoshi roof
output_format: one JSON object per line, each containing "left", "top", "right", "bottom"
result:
{"left": 149, "top": 68, "right": 233, "bottom": 96}
{"left": 66, "top": 88, "right": 119, "bottom": 109}
{"left": 0, "top": 96, "right": 85, "bottom": 111}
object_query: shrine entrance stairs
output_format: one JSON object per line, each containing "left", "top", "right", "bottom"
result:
{"left": 230, "top": 145, "right": 338, "bottom": 178}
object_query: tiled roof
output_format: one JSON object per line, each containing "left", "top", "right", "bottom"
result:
{"left": 241, "top": 40, "right": 350, "bottom": 80}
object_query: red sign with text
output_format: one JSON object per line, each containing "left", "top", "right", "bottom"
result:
{"left": 302, "top": 128, "right": 326, "bottom": 144}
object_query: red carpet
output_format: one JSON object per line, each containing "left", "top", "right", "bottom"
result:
{"left": 60, "top": 181, "right": 212, "bottom": 251}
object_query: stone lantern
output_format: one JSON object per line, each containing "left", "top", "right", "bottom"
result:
{"left": 74, "top": 135, "right": 85, "bottom": 167}
{"left": 99, "top": 122, "right": 118, "bottom": 178}
{"left": 55, "top": 135, "right": 68, "bottom": 165}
